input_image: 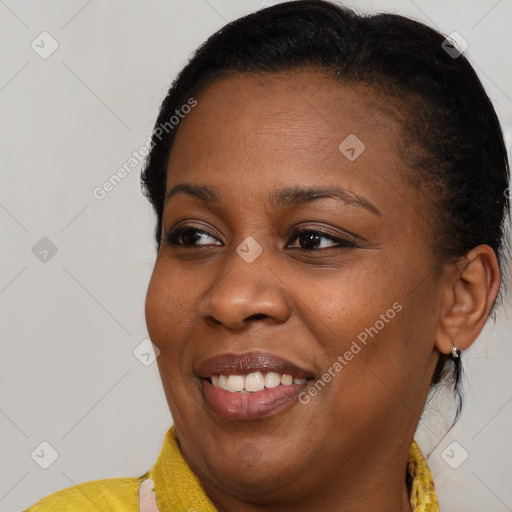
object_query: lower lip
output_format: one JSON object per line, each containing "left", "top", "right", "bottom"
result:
{"left": 202, "top": 379, "right": 309, "bottom": 421}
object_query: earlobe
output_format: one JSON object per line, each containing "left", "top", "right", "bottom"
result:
{"left": 435, "top": 245, "right": 501, "bottom": 356}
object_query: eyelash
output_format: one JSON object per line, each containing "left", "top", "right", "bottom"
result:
{"left": 163, "top": 225, "right": 358, "bottom": 250}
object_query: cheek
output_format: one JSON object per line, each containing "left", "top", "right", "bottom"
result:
{"left": 305, "top": 263, "right": 399, "bottom": 342}
{"left": 321, "top": 279, "right": 438, "bottom": 420}
{"left": 144, "top": 258, "right": 196, "bottom": 348}
{"left": 307, "top": 255, "right": 437, "bottom": 389}
{"left": 145, "top": 260, "right": 199, "bottom": 406}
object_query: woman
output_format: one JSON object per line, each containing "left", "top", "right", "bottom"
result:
{"left": 26, "top": 0, "right": 509, "bottom": 511}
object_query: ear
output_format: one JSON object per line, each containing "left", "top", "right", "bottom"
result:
{"left": 435, "top": 245, "right": 501, "bottom": 356}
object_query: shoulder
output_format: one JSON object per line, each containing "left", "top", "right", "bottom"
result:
{"left": 24, "top": 474, "right": 148, "bottom": 512}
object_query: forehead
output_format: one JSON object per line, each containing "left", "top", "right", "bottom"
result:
{"left": 168, "top": 71, "right": 406, "bottom": 185}
{"left": 180, "top": 71, "right": 398, "bottom": 146}
{"left": 164, "top": 70, "right": 434, "bottom": 252}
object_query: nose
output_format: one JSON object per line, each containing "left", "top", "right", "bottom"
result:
{"left": 198, "top": 247, "right": 291, "bottom": 330}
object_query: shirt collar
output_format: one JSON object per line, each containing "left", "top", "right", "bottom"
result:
{"left": 407, "top": 440, "right": 440, "bottom": 511}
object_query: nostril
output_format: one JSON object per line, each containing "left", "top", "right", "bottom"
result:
{"left": 246, "top": 313, "right": 268, "bottom": 322}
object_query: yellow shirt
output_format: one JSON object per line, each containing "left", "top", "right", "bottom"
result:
{"left": 25, "top": 427, "right": 439, "bottom": 512}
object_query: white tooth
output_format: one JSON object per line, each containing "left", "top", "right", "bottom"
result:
{"left": 211, "top": 375, "right": 219, "bottom": 387}
{"left": 280, "top": 374, "right": 293, "bottom": 386}
{"left": 245, "top": 372, "right": 265, "bottom": 392}
{"left": 227, "top": 375, "right": 245, "bottom": 392}
{"left": 218, "top": 375, "right": 229, "bottom": 390}
{"left": 293, "top": 377, "right": 307, "bottom": 384}
{"left": 264, "top": 372, "right": 281, "bottom": 388}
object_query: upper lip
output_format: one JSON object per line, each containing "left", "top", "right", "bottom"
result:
{"left": 197, "top": 351, "right": 314, "bottom": 379}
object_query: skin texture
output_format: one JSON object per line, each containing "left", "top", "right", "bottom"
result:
{"left": 145, "top": 71, "right": 500, "bottom": 512}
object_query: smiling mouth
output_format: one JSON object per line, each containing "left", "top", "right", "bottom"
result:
{"left": 197, "top": 352, "right": 315, "bottom": 421}
{"left": 211, "top": 372, "right": 307, "bottom": 392}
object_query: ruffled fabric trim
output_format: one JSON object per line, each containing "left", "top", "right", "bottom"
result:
{"left": 138, "top": 478, "right": 160, "bottom": 512}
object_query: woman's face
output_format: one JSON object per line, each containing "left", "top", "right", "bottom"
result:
{"left": 145, "top": 71, "right": 445, "bottom": 503}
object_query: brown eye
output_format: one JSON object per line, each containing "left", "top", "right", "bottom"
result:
{"left": 165, "top": 226, "right": 222, "bottom": 246}
{"left": 287, "top": 228, "right": 357, "bottom": 250}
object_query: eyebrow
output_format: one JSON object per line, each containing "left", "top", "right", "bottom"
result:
{"left": 165, "top": 183, "right": 381, "bottom": 216}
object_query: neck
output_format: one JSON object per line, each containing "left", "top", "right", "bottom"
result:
{"left": 203, "top": 444, "right": 415, "bottom": 512}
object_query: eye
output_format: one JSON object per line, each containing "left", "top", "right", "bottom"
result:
{"left": 164, "top": 225, "right": 222, "bottom": 246}
{"left": 163, "top": 225, "right": 358, "bottom": 250}
{"left": 286, "top": 228, "right": 357, "bottom": 250}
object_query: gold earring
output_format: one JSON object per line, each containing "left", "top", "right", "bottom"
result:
{"left": 451, "top": 340, "right": 460, "bottom": 359}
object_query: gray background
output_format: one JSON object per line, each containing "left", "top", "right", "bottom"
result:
{"left": 0, "top": 1, "right": 511, "bottom": 511}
